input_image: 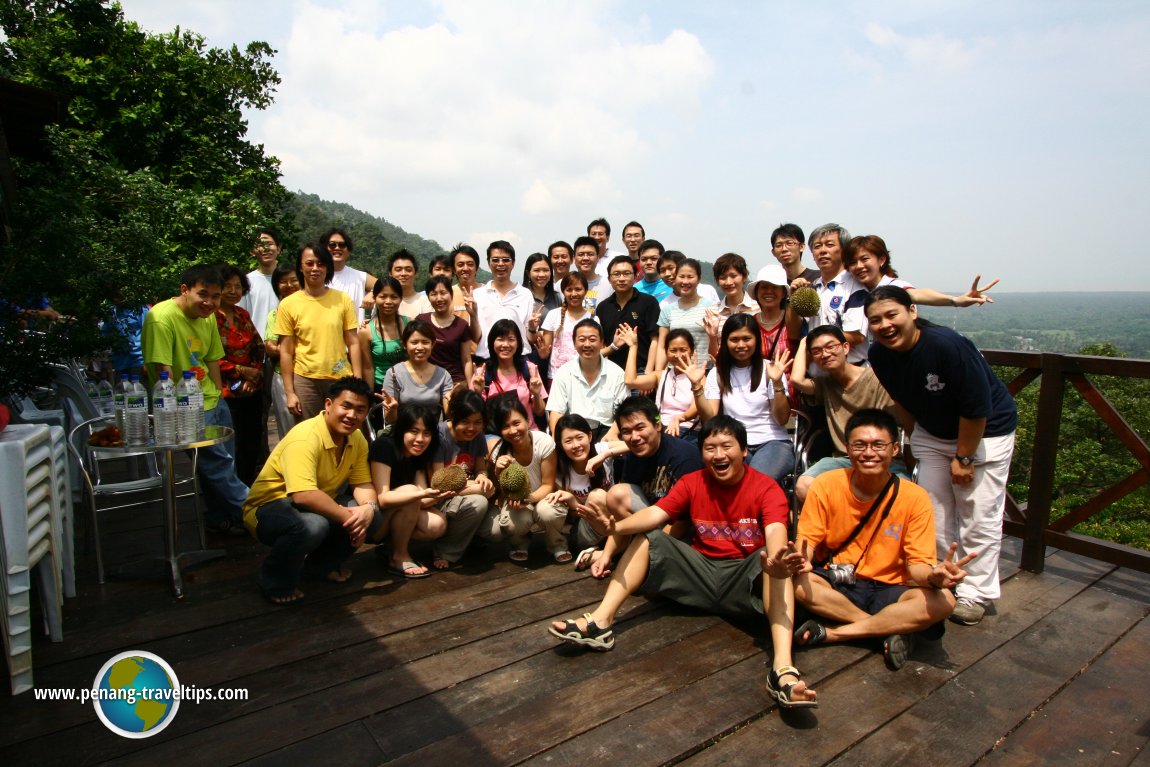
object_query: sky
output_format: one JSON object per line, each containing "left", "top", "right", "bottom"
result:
{"left": 116, "top": 0, "right": 1150, "bottom": 292}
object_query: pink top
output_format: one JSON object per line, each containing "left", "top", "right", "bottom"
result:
{"left": 477, "top": 360, "right": 544, "bottom": 429}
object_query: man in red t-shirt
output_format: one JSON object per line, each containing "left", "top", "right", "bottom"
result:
{"left": 548, "top": 415, "right": 818, "bottom": 709}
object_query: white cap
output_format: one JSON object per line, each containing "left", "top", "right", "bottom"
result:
{"left": 747, "top": 263, "right": 790, "bottom": 302}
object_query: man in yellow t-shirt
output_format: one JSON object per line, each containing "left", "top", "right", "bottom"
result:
{"left": 243, "top": 377, "right": 382, "bottom": 605}
{"left": 786, "top": 409, "right": 974, "bottom": 670}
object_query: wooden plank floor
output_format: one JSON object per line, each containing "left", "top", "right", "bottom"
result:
{"left": 2, "top": 501, "right": 1149, "bottom": 767}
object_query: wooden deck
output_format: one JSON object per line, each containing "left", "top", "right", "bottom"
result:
{"left": 2, "top": 503, "right": 1149, "bottom": 767}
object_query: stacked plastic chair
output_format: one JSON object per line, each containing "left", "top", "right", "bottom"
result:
{"left": 0, "top": 424, "right": 67, "bottom": 694}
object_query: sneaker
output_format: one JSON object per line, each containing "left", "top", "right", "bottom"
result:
{"left": 883, "top": 633, "right": 913, "bottom": 671}
{"left": 950, "top": 597, "right": 986, "bottom": 626}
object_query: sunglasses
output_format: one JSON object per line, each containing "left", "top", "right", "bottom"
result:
{"left": 327, "top": 241, "right": 348, "bottom": 249}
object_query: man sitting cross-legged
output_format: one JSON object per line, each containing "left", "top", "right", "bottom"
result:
{"left": 243, "top": 376, "right": 385, "bottom": 605}
{"left": 549, "top": 415, "right": 818, "bottom": 709}
{"left": 787, "top": 408, "right": 973, "bottom": 670}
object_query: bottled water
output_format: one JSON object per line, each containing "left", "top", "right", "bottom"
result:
{"left": 125, "top": 374, "right": 150, "bottom": 446}
{"left": 152, "top": 371, "right": 178, "bottom": 445}
{"left": 96, "top": 378, "right": 115, "bottom": 416}
{"left": 114, "top": 374, "right": 131, "bottom": 433}
{"left": 176, "top": 371, "right": 197, "bottom": 443}
{"left": 183, "top": 372, "right": 205, "bottom": 439}
{"left": 85, "top": 377, "right": 101, "bottom": 416}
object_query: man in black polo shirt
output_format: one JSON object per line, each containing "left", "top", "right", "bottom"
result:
{"left": 596, "top": 255, "right": 659, "bottom": 374}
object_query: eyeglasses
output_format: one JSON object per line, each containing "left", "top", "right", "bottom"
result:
{"left": 609, "top": 271, "right": 634, "bottom": 278}
{"left": 327, "top": 241, "right": 348, "bottom": 249}
{"left": 489, "top": 257, "right": 513, "bottom": 264}
{"left": 773, "top": 239, "right": 801, "bottom": 249}
{"left": 848, "top": 440, "right": 892, "bottom": 453}
{"left": 809, "top": 341, "right": 843, "bottom": 358}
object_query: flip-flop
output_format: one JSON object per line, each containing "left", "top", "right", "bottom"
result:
{"left": 553, "top": 550, "right": 573, "bottom": 564}
{"left": 794, "top": 619, "right": 828, "bottom": 647}
{"left": 388, "top": 561, "right": 431, "bottom": 579}
{"left": 509, "top": 549, "right": 529, "bottom": 562}
{"left": 573, "top": 547, "right": 599, "bottom": 571}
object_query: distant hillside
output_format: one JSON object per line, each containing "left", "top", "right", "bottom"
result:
{"left": 917, "top": 292, "right": 1150, "bottom": 358}
{"left": 284, "top": 192, "right": 449, "bottom": 280}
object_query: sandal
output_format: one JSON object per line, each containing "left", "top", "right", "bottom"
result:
{"left": 388, "top": 560, "right": 431, "bottom": 579}
{"left": 509, "top": 549, "right": 529, "bottom": 562}
{"left": 260, "top": 587, "right": 305, "bottom": 606}
{"left": 766, "top": 665, "right": 818, "bottom": 709}
{"left": 573, "top": 547, "right": 599, "bottom": 571}
{"left": 794, "top": 619, "right": 828, "bottom": 647}
{"left": 883, "top": 633, "right": 914, "bottom": 671}
{"left": 548, "top": 613, "right": 615, "bottom": 651}
{"left": 553, "top": 550, "right": 573, "bottom": 564}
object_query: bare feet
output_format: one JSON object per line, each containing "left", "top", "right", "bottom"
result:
{"left": 432, "top": 557, "right": 452, "bottom": 570}
{"left": 325, "top": 567, "right": 352, "bottom": 583}
{"left": 265, "top": 588, "right": 305, "bottom": 606}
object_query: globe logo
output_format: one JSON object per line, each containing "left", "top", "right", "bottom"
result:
{"left": 91, "top": 651, "right": 181, "bottom": 738}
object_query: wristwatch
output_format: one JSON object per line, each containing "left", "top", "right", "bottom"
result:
{"left": 954, "top": 454, "right": 974, "bottom": 467}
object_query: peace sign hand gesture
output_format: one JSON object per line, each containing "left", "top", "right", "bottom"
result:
{"left": 927, "top": 542, "right": 977, "bottom": 589}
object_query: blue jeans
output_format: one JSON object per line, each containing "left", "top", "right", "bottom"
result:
{"left": 200, "top": 402, "right": 250, "bottom": 526}
{"left": 253, "top": 497, "right": 360, "bottom": 596}
{"left": 747, "top": 439, "right": 794, "bottom": 483}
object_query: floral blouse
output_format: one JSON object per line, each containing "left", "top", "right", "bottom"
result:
{"left": 215, "top": 305, "right": 265, "bottom": 398}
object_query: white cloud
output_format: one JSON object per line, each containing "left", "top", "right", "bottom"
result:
{"left": 264, "top": 1, "right": 715, "bottom": 219}
{"left": 863, "top": 22, "right": 983, "bottom": 71}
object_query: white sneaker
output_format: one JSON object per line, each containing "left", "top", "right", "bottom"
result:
{"left": 950, "top": 597, "right": 986, "bottom": 625}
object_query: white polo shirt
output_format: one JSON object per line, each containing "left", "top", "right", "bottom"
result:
{"left": 473, "top": 281, "right": 534, "bottom": 360}
{"left": 546, "top": 357, "right": 627, "bottom": 428}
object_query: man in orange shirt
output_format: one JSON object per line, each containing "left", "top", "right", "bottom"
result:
{"left": 787, "top": 409, "right": 973, "bottom": 670}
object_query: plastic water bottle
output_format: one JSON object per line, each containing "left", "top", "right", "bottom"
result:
{"left": 85, "top": 377, "right": 101, "bottom": 416}
{"left": 152, "top": 371, "right": 178, "bottom": 444}
{"left": 125, "top": 374, "right": 150, "bottom": 446}
{"left": 176, "top": 371, "right": 195, "bottom": 443}
{"left": 114, "top": 374, "right": 131, "bottom": 432}
{"left": 185, "top": 372, "right": 205, "bottom": 439}
{"left": 96, "top": 378, "right": 115, "bottom": 416}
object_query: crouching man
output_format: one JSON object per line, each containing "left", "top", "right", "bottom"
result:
{"left": 789, "top": 408, "right": 973, "bottom": 669}
{"left": 243, "top": 377, "right": 385, "bottom": 604}
{"left": 549, "top": 415, "right": 817, "bottom": 709}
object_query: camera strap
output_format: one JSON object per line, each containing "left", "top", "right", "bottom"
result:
{"left": 821, "top": 473, "right": 899, "bottom": 567}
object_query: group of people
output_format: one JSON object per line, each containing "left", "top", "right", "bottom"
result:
{"left": 137, "top": 216, "right": 1015, "bottom": 707}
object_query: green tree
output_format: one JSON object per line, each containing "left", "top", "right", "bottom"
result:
{"left": 0, "top": 0, "right": 289, "bottom": 395}
{"left": 1, "top": 0, "right": 287, "bottom": 310}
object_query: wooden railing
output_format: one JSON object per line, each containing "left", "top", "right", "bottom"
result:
{"left": 984, "top": 350, "right": 1150, "bottom": 574}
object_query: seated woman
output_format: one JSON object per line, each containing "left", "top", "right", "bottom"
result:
{"left": 482, "top": 395, "right": 564, "bottom": 563}
{"left": 380, "top": 319, "right": 454, "bottom": 423}
{"left": 682, "top": 313, "right": 795, "bottom": 483}
{"left": 428, "top": 390, "right": 494, "bottom": 569}
{"left": 416, "top": 274, "right": 479, "bottom": 384}
{"left": 542, "top": 414, "right": 613, "bottom": 569}
{"left": 369, "top": 404, "right": 455, "bottom": 578}
{"left": 470, "top": 318, "right": 546, "bottom": 430}
{"left": 619, "top": 325, "right": 700, "bottom": 444}
{"left": 216, "top": 264, "right": 265, "bottom": 486}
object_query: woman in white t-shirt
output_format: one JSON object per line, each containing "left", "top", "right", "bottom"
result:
{"left": 542, "top": 414, "right": 613, "bottom": 567}
{"left": 681, "top": 313, "right": 794, "bottom": 482}
{"left": 538, "top": 272, "right": 596, "bottom": 379}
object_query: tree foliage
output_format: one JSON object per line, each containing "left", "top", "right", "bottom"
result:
{"left": 0, "top": 0, "right": 289, "bottom": 296}
{"left": 0, "top": 0, "right": 290, "bottom": 394}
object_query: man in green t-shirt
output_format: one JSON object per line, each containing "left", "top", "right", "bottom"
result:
{"left": 143, "top": 264, "right": 249, "bottom": 534}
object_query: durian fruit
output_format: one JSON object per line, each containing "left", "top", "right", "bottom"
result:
{"left": 789, "top": 286, "right": 821, "bottom": 318}
{"left": 431, "top": 463, "right": 469, "bottom": 493}
{"left": 498, "top": 462, "right": 531, "bottom": 500}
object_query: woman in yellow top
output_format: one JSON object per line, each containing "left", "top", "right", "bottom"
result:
{"left": 275, "top": 243, "right": 363, "bottom": 423}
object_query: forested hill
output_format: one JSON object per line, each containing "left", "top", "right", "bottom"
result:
{"left": 917, "top": 292, "right": 1150, "bottom": 358}
{"left": 285, "top": 192, "right": 449, "bottom": 278}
